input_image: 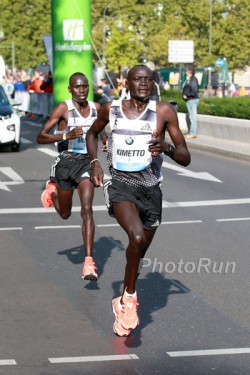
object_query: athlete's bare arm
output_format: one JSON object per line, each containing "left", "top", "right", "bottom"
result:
{"left": 148, "top": 101, "right": 191, "bottom": 166}
{"left": 36, "top": 102, "right": 69, "bottom": 144}
{"left": 86, "top": 102, "right": 111, "bottom": 186}
{"left": 37, "top": 101, "right": 101, "bottom": 145}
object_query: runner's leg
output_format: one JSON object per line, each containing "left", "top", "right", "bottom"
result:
{"left": 112, "top": 201, "right": 156, "bottom": 295}
{"left": 77, "top": 178, "right": 95, "bottom": 257}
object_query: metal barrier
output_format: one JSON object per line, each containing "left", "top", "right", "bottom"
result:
{"left": 12, "top": 91, "right": 54, "bottom": 117}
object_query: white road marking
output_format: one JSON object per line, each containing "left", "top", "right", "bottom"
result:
{"left": 35, "top": 225, "right": 81, "bottom": 229}
{"left": 217, "top": 217, "right": 250, "bottom": 222}
{"left": 35, "top": 222, "right": 202, "bottom": 229}
{"left": 0, "top": 167, "right": 25, "bottom": 191}
{"left": 49, "top": 354, "right": 139, "bottom": 363}
{"left": 97, "top": 221, "right": 202, "bottom": 228}
{"left": 161, "top": 220, "right": 203, "bottom": 225}
{"left": 0, "top": 206, "right": 107, "bottom": 214}
{"left": 37, "top": 147, "right": 58, "bottom": 157}
{"left": 167, "top": 348, "right": 250, "bottom": 357}
{"left": 20, "top": 137, "right": 32, "bottom": 144}
{"left": 0, "top": 167, "right": 24, "bottom": 181}
{"left": 0, "top": 227, "right": 23, "bottom": 231}
{"left": 162, "top": 161, "right": 222, "bottom": 183}
{"left": 162, "top": 198, "right": 250, "bottom": 208}
{"left": 1, "top": 198, "right": 250, "bottom": 215}
{"left": 0, "top": 359, "right": 17, "bottom": 365}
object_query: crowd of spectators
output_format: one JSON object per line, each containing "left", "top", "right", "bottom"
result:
{"left": 1, "top": 68, "right": 53, "bottom": 98}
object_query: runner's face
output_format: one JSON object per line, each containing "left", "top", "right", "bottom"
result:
{"left": 128, "top": 67, "right": 154, "bottom": 100}
{"left": 69, "top": 75, "right": 89, "bottom": 103}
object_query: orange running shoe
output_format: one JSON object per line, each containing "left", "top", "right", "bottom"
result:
{"left": 112, "top": 296, "right": 131, "bottom": 337}
{"left": 120, "top": 291, "right": 139, "bottom": 330}
{"left": 82, "top": 257, "right": 98, "bottom": 281}
{"left": 41, "top": 181, "right": 57, "bottom": 208}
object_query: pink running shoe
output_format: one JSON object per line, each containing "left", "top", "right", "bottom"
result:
{"left": 82, "top": 257, "right": 98, "bottom": 281}
{"left": 120, "top": 292, "right": 139, "bottom": 330}
{"left": 41, "top": 181, "right": 57, "bottom": 208}
{"left": 112, "top": 296, "right": 131, "bottom": 337}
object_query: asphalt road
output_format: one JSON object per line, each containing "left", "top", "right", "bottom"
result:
{"left": 0, "top": 117, "right": 250, "bottom": 375}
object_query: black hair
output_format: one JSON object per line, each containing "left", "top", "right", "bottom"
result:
{"left": 127, "top": 65, "right": 152, "bottom": 80}
{"left": 69, "top": 72, "right": 87, "bottom": 85}
{"left": 186, "top": 66, "right": 195, "bottom": 75}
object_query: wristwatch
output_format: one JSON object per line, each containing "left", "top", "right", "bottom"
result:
{"left": 164, "top": 144, "right": 175, "bottom": 158}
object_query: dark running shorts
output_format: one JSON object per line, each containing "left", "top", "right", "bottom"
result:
{"left": 54, "top": 153, "right": 91, "bottom": 190}
{"left": 103, "top": 179, "right": 162, "bottom": 230}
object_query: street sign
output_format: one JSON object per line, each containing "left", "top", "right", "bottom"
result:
{"left": 216, "top": 58, "right": 224, "bottom": 67}
{"left": 168, "top": 40, "right": 194, "bottom": 63}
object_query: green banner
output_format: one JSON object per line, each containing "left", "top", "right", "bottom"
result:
{"left": 51, "top": 0, "right": 93, "bottom": 105}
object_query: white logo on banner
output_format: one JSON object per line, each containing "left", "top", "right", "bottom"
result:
{"left": 63, "top": 20, "right": 84, "bottom": 41}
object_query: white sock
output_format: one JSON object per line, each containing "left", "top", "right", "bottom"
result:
{"left": 125, "top": 289, "right": 137, "bottom": 298}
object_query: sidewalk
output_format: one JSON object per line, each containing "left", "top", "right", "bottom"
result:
{"left": 177, "top": 113, "right": 250, "bottom": 162}
{"left": 184, "top": 135, "right": 250, "bottom": 162}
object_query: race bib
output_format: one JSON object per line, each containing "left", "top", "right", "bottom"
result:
{"left": 112, "top": 132, "right": 152, "bottom": 171}
{"left": 68, "top": 125, "right": 91, "bottom": 154}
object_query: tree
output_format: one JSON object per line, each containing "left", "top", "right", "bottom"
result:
{"left": 0, "top": 0, "right": 249, "bottom": 73}
{"left": 213, "top": 0, "right": 250, "bottom": 70}
{"left": 0, "top": 0, "right": 51, "bottom": 70}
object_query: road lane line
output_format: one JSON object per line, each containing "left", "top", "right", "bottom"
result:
{"left": 1, "top": 198, "right": 250, "bottom": 215}
{"left": 0, "top": 359, "right": 17, "bottom": 365}
{"left": 167, "top": 348, "right": 250, "bottom": 357}
{"left": 161, "top": 220, "right": 202, "bottom": 225}
{"left": 0, "top": 227, "right": 23, "bottom": 231}
{"left": 0, "top": 206, "right": 107, "bottom": 214}
{"left": 34, "top": 221, "right": 202, "bottom": 230}
{"left": 0, "top": 167, "right": 24, "bottom": 181}
{"left": 217, "top": 217, "right": 250, "bottom": 222}
{"left": 49, "top": 354, "right": 139, "bottom": 363}
{"left": 162, "top": 198, "right": 250, "bottom": 208}
{"left": 35, "top": 225, "right": 81, "bottom": 229}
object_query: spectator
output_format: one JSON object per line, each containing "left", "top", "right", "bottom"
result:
{"left": 29, "top": 71, "right": 44, "bottom": 93}
{"left": 229, "top": 82, "right": 236, "bottom": 97}
{"left": 182, "top": 67, "right": 199, "bottom": 139}
{"left": 118, "top": 77, "right": 130, "bottom": 100}
{"left": 40, "top": 71, "right": 53, "bottom": 94}
{"left": 13, "top": 75, "right": 26, "bottom": 91}
{"left": 23, "top": 73, "right": 32, "bottom": 91}
{"left": 97, "top": 78, "right": 111, "bottom": 105}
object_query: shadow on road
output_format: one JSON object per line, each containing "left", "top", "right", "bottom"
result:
{"left": 112, "top": 274, "right": 189, "bottom": 348}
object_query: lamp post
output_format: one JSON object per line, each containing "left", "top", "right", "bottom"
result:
{"left": 209, "top": 0, "right": 212, "bottom": 54}
{"left": 207, "top": 0, "right": 213, "bottom": 96}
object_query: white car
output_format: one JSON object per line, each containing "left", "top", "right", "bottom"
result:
{"left": 0, "top": 85, "right": 21, "bottom": 151}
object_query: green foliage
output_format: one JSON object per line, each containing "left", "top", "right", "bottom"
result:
{"left": 161, "top": 89, "right": 250, "bottom": 119}
{"left": 0, "top": 0, "right": 51, "bottom": 70}
{"left": 0, "top": 0, "right": 249, "bottom": 73}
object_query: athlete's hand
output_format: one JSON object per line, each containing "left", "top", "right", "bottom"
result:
{"left": 147, "top": 130, "right": 162, "bottom": 157}
{"left": 67, "top": 126, "right": 84, "bottom": 139}
{"left": 90, "top": 163, "right": 104, "bottom": 187}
